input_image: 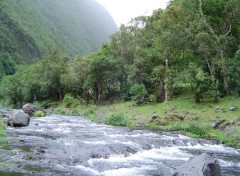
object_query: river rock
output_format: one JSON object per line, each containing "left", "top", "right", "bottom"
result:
{"left": 22, "top": 103, "right": 43, "bottom": 116}
{"left": 230, "top": 105, "right": 237, "bottom": 111}
{"left": 173, "top": 153, "right": 221, "bottom": 176}
{"left": 7, "top": 110, "right": 30, "bottom": 127}
{"left": 211, "top": 119, "right": 225, "bottom": 128}
{"left": 0, "top": 109, "right": 11, "bottom": 119}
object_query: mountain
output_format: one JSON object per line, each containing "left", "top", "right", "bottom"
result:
{"left": 0, "top": 0, "right": 118, "bottom": 76}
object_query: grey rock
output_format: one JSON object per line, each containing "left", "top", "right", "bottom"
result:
{"left": 230, "top": 105, "right": 237, "bottom": 111}
{"left": 173, "top": 153, "right": 221, "bottom": 176}
{"left": 149, "top": 114, "right": 161, "bottom": 122}
{"left": 7, "top": 110, "right": 30, "bottom": 127}
{"left": 0, "top": 109, "right": 11, "bottom": 119}
{"left": 22, "top": 103, "right": 44, "bottom": 116}
{"left": 212, "top": 119, "right": 225, "bottom": 128}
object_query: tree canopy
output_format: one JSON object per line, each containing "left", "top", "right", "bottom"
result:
{"left": 1, "top": 0, "right": 240, "bottom": 105}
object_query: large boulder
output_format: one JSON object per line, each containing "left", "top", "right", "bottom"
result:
{"left": 7, "top": 110, "right": 30, "bottom": 127}
{"left": 173, "top": 153, "right": 221, "bottom": 176}
{"left": 22, "top": 103, "right": 43, "bottom": 116}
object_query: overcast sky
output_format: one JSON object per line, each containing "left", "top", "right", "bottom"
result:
{"left": 95, "top": 0, "right": 170, "bottom": 26}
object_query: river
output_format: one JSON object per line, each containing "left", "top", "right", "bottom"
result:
{"left": 0, "top": 115, "right": 240, "bottom": 176}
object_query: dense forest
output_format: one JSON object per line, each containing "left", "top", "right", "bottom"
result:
{"left": 0, "top": 0, "right": 117, "bottom": 78}
{"left": 0, "top": 0, "right": 240, "bottom": 106}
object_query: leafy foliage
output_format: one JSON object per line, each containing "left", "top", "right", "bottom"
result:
{"left": 1, "top": 0, "right": 240, "bottom": 106}
{"left": 33, "top": 111, "right": 46, "bottom": 117}
{"left": 0, "top": 49, "right": 68, "bottom": 104}
{"left": 130, "top": 84, "right": 147, "bottom": 102}
{"left": 105, "top": 113, "right": 133, "bottom": 127}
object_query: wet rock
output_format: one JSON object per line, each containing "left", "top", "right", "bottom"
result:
{"left": 173, "top": 153, "right": 222, "bottom": 176}
{"left": 212, "top": 119, "right": 225, "bottom": 128}
{"left": 22, "top": 103, "right": 44, "bottom": 116}
{"left": 230, "top": 105, "right": 237, "bottom": 111}
{"left": 7, "top": 110, "right": 30, "bottom": 127}
{"left": 0, "top": 109, "right": 11, "bottom": 119}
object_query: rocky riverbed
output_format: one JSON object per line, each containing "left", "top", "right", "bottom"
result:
{"left": 0, "top": 114, "right": 240, "bottom": 175}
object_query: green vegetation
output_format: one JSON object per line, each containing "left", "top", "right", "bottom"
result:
{"left": 33, "top": 111, "right": 45, "bottom": 117}
{"left": 52, "top": 93, "right": 240, "bottom": 146}
{"left": 0, "top": 0, "right": 117, "bottom": 76}
{"left": 0, "top": 120, "right": 7, "bottom": 148}
{"left": 130, "top": 84, "right": 148, "bottom": 103}
{"left": 1, "top": 0, "right": 240, "bottom": 106}
{"left": 105, "top": 112, "right": 134, "bottom": 127}
{"left": 83, "top": 109, "right": 97, "bottom": 121}
{"left": 169, "top": 123, "right": 206, "bottom": 137}
{"left": 0, "top": 0, "right": 240, "bottom": 147}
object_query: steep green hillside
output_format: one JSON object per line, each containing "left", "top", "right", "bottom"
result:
{"left": 0, "top": 0, "right": 118, "bottom": 77}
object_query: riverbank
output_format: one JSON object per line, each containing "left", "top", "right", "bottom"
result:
{"left": 1, "top": 115, "right": 239, "bottom": 175}
{"left": 51, "top": 94, "right": 240, "bottom": 147}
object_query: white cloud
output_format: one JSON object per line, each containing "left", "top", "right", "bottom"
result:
{"left": 96, "top": 0, "right": 170, "bottom": 26}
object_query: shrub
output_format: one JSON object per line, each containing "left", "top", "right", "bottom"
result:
{"left": 168, "top": 123, "right": 185, "bottom": 131}
{"left": 130, "top": 84, "right": 147, "bottom": 102}
{"left": 105, "top": 113, "right": 133, "bottom": 126}
{"left": 63, "top": 93, "right": 74, "bottom": 108}
{"left": 39, "top": 100, "right": 52, "bottom": 109}
{"left": 185, "top": 123, "right": 206, "bottom": 137}
{"left": 83, "top": 109, "right": 97, "bottom": 121}
{"left": 83, "top": 109, "right": 95, "bottom": 116}
{"left": 33, "top": 111, "right": 46, "bottom": 117}
{"left": 71, "top": 98, "right": 82, "bottom": 108}
{"left": 54, "top": 107, "right": 66, "bottom": 115}
{"left": 169, "top": 123, "right": 206, "bottom": 137}
{"left": 149, "top": 94, "right": 157, "bottom": 103}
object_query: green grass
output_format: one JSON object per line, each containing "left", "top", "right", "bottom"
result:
{"left": 0, "top": 120, "right": 7, "bottom": 148}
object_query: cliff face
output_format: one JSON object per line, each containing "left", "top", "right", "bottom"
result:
{"left": 0, "top": 0, "right": 118, "bottom": 76}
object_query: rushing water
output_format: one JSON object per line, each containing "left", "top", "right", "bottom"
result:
{"left": 0, "top": 115, "right": 240, "bottom": 176}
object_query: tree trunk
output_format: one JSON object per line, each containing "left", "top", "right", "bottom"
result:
{"left": 220, "top": 48, "right": 229, "bottom": 96}
{"left": 164, "top": 58, "right": 168, "bottom": 102}
{"left": 159, "top": 79, "right": 165, "bottom": 102}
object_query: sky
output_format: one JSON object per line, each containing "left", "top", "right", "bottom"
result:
{"left": 95, "top": 0, "right": 170, "bottom": 26}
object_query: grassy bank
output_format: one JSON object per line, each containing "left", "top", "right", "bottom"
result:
{"left": 51, "top": 93, "right": 240, "bottom": 147}
{"left": 0, "top": 120, "right": 7, "bottom": 148}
